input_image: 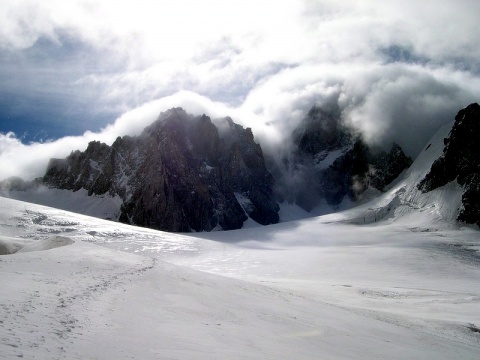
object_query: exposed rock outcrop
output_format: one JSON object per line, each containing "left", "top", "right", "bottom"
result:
{"left": 418, "top": 103, "right": 480, "bottom": 226}
{"left": 43, "top": 108, "right": 279, "bottom": 232}
{"left": 293, "top": 105, "right": 352, "bottom": 155}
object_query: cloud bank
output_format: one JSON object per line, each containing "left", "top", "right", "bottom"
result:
{"left": 1, "top": 0, "right": 480, "bottom": 180}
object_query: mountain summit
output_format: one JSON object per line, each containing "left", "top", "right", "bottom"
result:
{"left": 42, "top": 108, "right": 279, "bottom": 232}
{"left": 418, "top": 103, "right": 480, "bottom": 226}
{"left": 274, "top": 105, "right": 412, "bottom": 212}
{"left": 2, "top": 103, "right": 478, "bottom": 232}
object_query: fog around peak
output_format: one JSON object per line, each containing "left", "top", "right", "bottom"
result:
{"left": 1, "top": 1, "right": 479, "bottom": 180}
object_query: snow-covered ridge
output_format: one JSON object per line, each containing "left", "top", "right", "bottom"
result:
{"left": 321, "top": 121, "right": 465, "bottom": 226}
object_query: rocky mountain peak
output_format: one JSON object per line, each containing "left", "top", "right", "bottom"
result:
{"left": 42, "top": 109, "right": 279, "bottom": 232}
{"left": 418, "top": 102, "right": 480, "bottom": 226}
{"left": 274, "top": 104, "right": 412, "bottom": 211}
{"left": 293, "top": 104, "right": 351, "bottom": 155}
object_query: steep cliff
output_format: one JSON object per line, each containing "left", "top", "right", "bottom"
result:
{"left": 418, "top": 103, "right": 480, "bottom": 226}
{"left": 43, "top": 108, "right": 279, "bottom": 232}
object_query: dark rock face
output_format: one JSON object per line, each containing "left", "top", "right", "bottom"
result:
{"left": 320, "top": 139, "right": 370, "bottom": 206}
{"left": 418, "top": 103, "right": 480, "bottom": 226}
{"left": 44, "top": 141, "right": 114, "bottom": 195}
{"left": 43, "top": 108, "right": 279, "bottom": 232}
{"left": 319, "top": 140, "right": 412, "bottom": 207}
{"left": 369, "top": 142, "right": 414, "bottom": 190}
{"left": 275, "top": 105, "right": 412, "bottom": 211}
{"left": 293, "top": 105, "right": 351, "bottom": 154}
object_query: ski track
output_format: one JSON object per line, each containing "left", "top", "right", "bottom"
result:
{"left": 0, "top": 249, "right": 156, "bottom": 359}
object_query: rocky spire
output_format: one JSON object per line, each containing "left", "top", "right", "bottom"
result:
{"left": 43, "top": 108, "right": 279, "bottom": 232}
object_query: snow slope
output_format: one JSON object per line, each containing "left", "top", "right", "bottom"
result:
{"left": 0, "top": 186, "right": 123, "bottom": 221}
{"left": 1, "top": 121, "right": 479, "bottom": 359}
{"left": 1, "top": 194, "right": 480, "bottom": 358}
{"left": 320, "top": 121, "right": 464, "bottom": 226}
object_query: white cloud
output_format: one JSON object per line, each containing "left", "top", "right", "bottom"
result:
{"left": 1, "top": 0, "right": 480, "bottom": 180}
{"left": 0, "top": 132, "right": 96, "bottom": 180}
{"left": 340, "top": 63, "right": 480, "bottom": 154}
{"left": 0, "top": 92, "right": 235, "bottom": 180}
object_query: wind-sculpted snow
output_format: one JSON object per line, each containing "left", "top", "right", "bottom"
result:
{"left": 0, "top": 235, "right": 74, "bottom": 255}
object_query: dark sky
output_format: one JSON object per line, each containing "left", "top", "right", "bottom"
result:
{"left": 0, "top": 35, "right": 124, "bottom": 142}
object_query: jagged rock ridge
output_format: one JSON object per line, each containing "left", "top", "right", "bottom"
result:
{"left": 274, "top": 104, "right": 413, "bottom": 211}
{"left": 418, "top": 103, "right": 480, "bottom": 226}
{"left": 43, "top": 108, "right": 279, "bottom": 232}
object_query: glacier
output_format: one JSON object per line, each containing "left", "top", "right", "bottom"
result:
{"left": 0, "top": 120, "right": 479, "bottom": 359}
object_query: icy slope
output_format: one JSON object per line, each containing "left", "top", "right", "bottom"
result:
{"left": 0, "top": 193, "right": 479, "bottom": 359}
{"left": 319, "top": 121, "right": 465, "bottom": 226}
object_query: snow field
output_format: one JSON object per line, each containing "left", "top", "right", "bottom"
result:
{"left": 0, "top": 195, "right": 479, "bottom": 359}
{"left": 0, "top": 120, "right": 479, "bottom": 359}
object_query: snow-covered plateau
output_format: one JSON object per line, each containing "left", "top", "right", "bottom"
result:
{"left": 1, "top": 122, "right": 480, "bottom": 359}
